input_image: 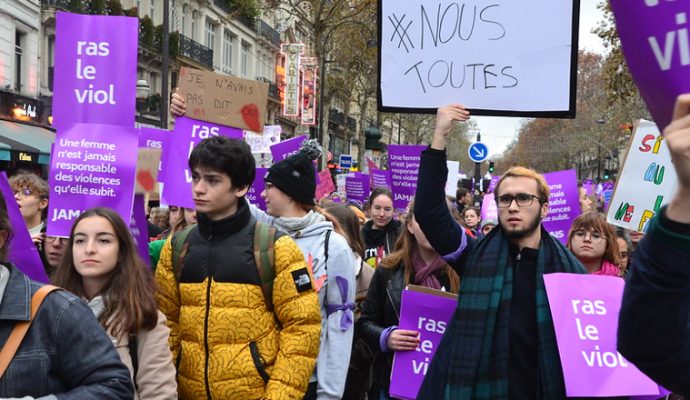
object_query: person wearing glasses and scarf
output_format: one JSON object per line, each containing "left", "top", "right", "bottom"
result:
{"left": 413, "top": 104, "right": 587, "bottom": 400}
{"left": 566, "top": 212, "right": 624, "bottom": 277}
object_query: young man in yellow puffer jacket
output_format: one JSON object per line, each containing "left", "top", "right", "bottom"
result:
{"left": 155, "top": 136, "right": 321, "bottom": 400}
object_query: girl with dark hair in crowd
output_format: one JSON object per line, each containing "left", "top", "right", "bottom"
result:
{"left": 361, "top": 188, "right": 402, "bottom": 268}
{"left": 567, "top": 211, "right": 624, "bottom": 277}
{"left": 54, "top": 207, "right": 177, "bottom": 399}
{"left": 358, "top": 199, "right": 460, "bottom": 399}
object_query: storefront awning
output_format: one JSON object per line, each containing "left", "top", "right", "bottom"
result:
{"left": 0, "top": 120, "right": 55, "bottom": 165}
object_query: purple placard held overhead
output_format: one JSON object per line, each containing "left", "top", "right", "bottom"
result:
{"left": 542, "top": 169, "right": 579, "bottom": 244}
{"left": 247, "top": 167, "right": 267, "bottom": 211}
{"left": 47, "top": 123, "right": 138, "bottom": 237}
{"left": 371, "top": 169, "right": 392, "bottom": 190}
{"left": 128, "top": 194, "right": 150, "bottom": 266}
{"left": 389, "top": 287, "right": 457, "bottom": 400}
{"left": 346, "top": 173, "right": 370, "bottom": 208}
{"left": 544, "top": 273, "right": 661, "bottom": 397}
{"left": 270, "top": 135, "right": 307, "bottom": 162}
{"left": 160, "top": 117, "right": 242, "bottom": 208}
{"left": 611, "top": 1, "right": 690, "bottom": 130}
{"left": 388, "top": 145, "right": 426, "bottom": 210}
{"left": 0, "top": 173, "right": 49, "bottom": 283}
{"left": 52, "top": 12, "right": 138, "bottom": 129}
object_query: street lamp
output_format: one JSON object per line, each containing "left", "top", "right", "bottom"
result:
{"left": 136, "top": 79, "right": 151, "bottom": 126}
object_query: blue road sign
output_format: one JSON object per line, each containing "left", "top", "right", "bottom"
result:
{"left": 339, "top": 154, "right": 353, "bottom": 169}
{"left": 468, "top": 142, "right": 489, "bottom": 163}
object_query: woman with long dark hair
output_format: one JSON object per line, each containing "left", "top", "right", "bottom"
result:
{"left": 361, "top": 188, "right": 402, "bottom": 268}
{"left": 54, "top": 207, "right": 177, "bottom": 399}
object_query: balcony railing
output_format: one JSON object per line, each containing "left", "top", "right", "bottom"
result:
{"left": 329, "top": 108, "right": 346, "bottom": 126}
{"left": 256, "top": 77, "right": 280, "bottom": 101}
{"left": 256, "top": 20, "right": 281, "bottom": 47}
{"left": 178, "top": 34, "right": 213, "bottom": 69}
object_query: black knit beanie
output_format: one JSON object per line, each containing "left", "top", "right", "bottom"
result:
{"left": 265, "top": 139, "right": 322, "bottom": 206}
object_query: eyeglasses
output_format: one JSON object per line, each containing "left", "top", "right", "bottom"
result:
{"left": 572, "top": 230, "right": 605, "bottom": 242}
{"left": 496, "top": 193, "right": 541, "bottom": 208}
{"left": 13, "top": 188, "right": 32, "bottom": 197}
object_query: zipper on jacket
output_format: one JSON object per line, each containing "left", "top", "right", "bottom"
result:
{"left": 204, "top": 234, "right": 213, "bottom": 400}
{"left": 516, "top": 251, "right": 522, "bottom": 276}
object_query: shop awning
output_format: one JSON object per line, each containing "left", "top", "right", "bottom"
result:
{"left": 0, "top": 120, "right": 55, "bottom": 165}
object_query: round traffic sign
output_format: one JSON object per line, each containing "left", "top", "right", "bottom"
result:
{"left": 468, "top": 142, "right": 489, "bottom": 163}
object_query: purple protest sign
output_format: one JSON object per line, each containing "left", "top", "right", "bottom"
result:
{"left": 270, "top": 135, "right": 307, "bottom": 162}
{"left": 53, "top": 12, "right": 137, "bottom": 129}
{"left": 47, "top": 123, "right": 138, "bottom": 237}
{"left": 0, "top": 173, "right": 49, "bottom": 283}
{"left": 480, "top": 193, "right": 498, "bottom": 222}
{"left": 247, "top": 167, "right": 267, "bottom": 210}
{"left": 371, "top": 169, "right": 392, "bottom": 190}
{"left": 611, "top": 1, "right": 690, "bottom": 130}
{"left": 128, "top": 194, "right": 150, "bottom": 266}
{"left": 389, "top": 286, "right": 457, "bottom": 400}
{"left": 544, "top": 273, "right": 661, "bottom": 397}
{"left": 542, "top": 169, "right": 579, "bottom": 244}
{"left": 388, "top": 145, "right": 426, "bottom": 210}
{"left": 160, "top": 116, "right": 242, "bottom": 208}
{"left": 315, "top": 169, "right": 335, "bottom": 201}
{"left": 487, "top": 175, "right": 501, "bottom": 194}
{"left": 345, "top": 173, "right": 370, "bottom": 208}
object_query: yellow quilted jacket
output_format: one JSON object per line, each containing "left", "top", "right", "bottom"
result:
{"left": 155, "top": 210, "right": 321, "bottom": 400}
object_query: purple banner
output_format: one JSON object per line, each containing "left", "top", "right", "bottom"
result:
{"left": 544, "top": 273, "right": 661, "bottom": 397}
{"left": 346, "top": 173, "right": 370, "bottom": 208}
{"left": 247, "top": 167, "right": 267, "bottom": 211}
{"left": 480, "top": 193, "right": 498, "bottom": 222}
{"left": 160, "top": 116, "right": 242, "bottom": 208}
{"left": 47, "top": 123, "right": 138, "bottom": 237}
{"left": 270, "top": 135, "right": 307, "bottom": 162}
{"left": 0, "top": 173, "right": 49, "bottom": 283}
{"left": 371, "top": 169, "right": 392, "bottom": 190}
{"left": 128, "top": 194, "right": 150, "bottom": 266}
{"left": 388, "top": 145, "right": 426, "bottom": 210}
{"left": 611, "top": 1, "right": 690, "bottom": 130}
{"left": 542, "top": 169, "right": 579, "bottom": 244}
{"left": 53, "top": 12, "right": 137, "bottom": 129}
{"left": 389, "top": 287, "right": 457, "bottom": 400}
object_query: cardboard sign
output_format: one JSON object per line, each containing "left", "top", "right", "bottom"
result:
{"left": 135, "top": 148, "right": 161, "bottom": 194}
{"left": 607, "top": 120, "right": 678, "bottom": 233}
{"left": 378, "top": 0, "right": 579, "bottom": 117}
{"left": 389, "top": 285, "right": 458, "bottom": 400}
{"left": 244, "top": 125, "right": 281, "bottom": 154}
{"left": 177, "top": 67, "right": 268, "bottom": 132}
{"left": 544, "top": 273, "right": 661, "bottom": 397}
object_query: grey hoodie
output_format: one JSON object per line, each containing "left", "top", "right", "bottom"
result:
{"left": 251, "top": 205, "right": 356, "bottom": 399}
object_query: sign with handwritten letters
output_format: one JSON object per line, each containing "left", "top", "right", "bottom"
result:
{"left": 378, "top": 0, "right": 579, "bottom": 117}
{"left": 315, "top": 169, "right": 336, "bottom": 201}
{"left": 611, "top": 0, "right": 690, "bottom": 130}
{"left": 243, "top": 125, "right": 281, "bottom": 154}
{"left": 544, "top": 273, "right": 661, "bottom": 397}
{"left": 177, "top": 67, "right": 268, "bottom": 132}
{"left": 607, "top": 120, "right": 678, "bottom": 233}
{"left": 389, "top": 286, "right": 458, "bottom": 400}
{"left": 282, "top": 43, "right": 304, "bottom": 117}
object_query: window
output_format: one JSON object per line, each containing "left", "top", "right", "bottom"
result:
{"left": 15, "top": 31, "right": 24, "bottom": 92}
{"left": 170, "top": 0, "right": 177, "bottom": 31}
{"left": 181, "top": 13, "right": 186, "bottom": 36}
{"left": 205, "top": 19, "right": 215, "bottom": 50}
{"left": 222, "top": 30, "right": 235, "bottom": 74}
{"left": 241, "top": 42, "right": 250, "bottom": 78}
{"left": 136, "top": 0, "right": 141, "bottom": 15}
{"left": 48, "top": 35, "right": 55, "bottom": 91}
{"left": 150, "top": 0, "right": 155, "bottom": 20}
{"left": 150, "top": 72, "right": 158, "bottom": 93}
{"left": 191, "top": 15, "right": 196, "bottom": 40}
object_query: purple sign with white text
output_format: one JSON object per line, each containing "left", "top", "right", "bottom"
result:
{"left": 371, "top": 169, "right": 392, "bottom": 190}
{"left": 389, "top": 287, "right": 457, "bottom": 400}
{"left": 0, "top": 173, "right": 49, "bottom": 283}
{"left": 611, "top": 1, "right": 690, "bottom": 130}
{"left": 544, "top": 273, "right": 661, "bottom": 397}
{"left": 270, "top": 135, "right": 307, "bottom": 162}
{"left": 480, "top": 193, "right": 498, "bottom": 222}
{"left": 388, "top": 145, "right": 426, "bottom": 210}
{"left": 346, "top": 173, "right": 370, "bottom": 207}
{"left": 53, "top": 12, "right": 137, "bottom": 129}
{"left": 247, "top": 167, "right": 267, "bottom": 210}
{"left": 128, "top": 194, "right": 150, "bottom": 266}
{"left": 542, "top": 169, "right": 579, "bottom": 244}
{"left": 47, "top": 123, "right": 138, "bottom": 237}
{"left": 160, "top": 116, "right": 242, "bottom": 208}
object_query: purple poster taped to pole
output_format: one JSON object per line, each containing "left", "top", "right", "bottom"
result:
{"left": 128, "top": 194, "right": 150, "bottom": 266}
{"left": 611, "top": 1, "right": 690, "bottom": 130}
{"left": 388, "top": 145, "right": 425, "bottom": 210}
{"left": 47, "top": 123, "right": 138, "bottom": 237}
{"left": 270, "top": 135, "right": 307, "bottom": 162}
{"left": 371, "top": 169, "right": 392, "bottom": 190}
{"left": 389, "top": 286, "right": 457, "bottom": 400}
{"left": 160, "top": 117, "right": 242, "bottom": 208}
{"left": 345, "top": 173, "right": 370, "bottom": 208}
{"left": 542, "top": 169, "right": 579, "bottom": 244}
{"left": 247, "top": 167, "right": 267, "bottom": 210}
{"left": 53, "top": 12, "right": 138, "bottom": 129}
{"left": 0, "top": 173, "right": 49, "bottom": 283}
{"left": 544, "top": 273, "right": 661, "bottom": 397}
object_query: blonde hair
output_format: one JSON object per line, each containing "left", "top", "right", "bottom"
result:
{"left": 495, "top": 166, "right": 550, "bottom": 203}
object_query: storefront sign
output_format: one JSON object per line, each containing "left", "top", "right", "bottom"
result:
{"left": 281, "top": 43, "right": 304, "bottom": 116}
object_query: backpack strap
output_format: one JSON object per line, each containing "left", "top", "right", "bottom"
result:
{"left": 0, "top": 285, "right": 59, "bottom": 379}
{"left": 253, "top": 222, "right": 276, "bottom": 312}
{"left": 324, "top": 230, "right": 332, "bottom": 268}
{"left": 171, "top": 224, "right": 196, "bottom": 282}
{"left": 128, "top": 333, "right": 139, "bottom": 392}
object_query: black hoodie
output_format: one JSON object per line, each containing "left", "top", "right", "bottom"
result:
{"left": 361, "top": 219, "right": 402, "bottom": 268}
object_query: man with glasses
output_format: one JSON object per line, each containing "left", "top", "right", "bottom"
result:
{"left": 9, "top": 172, "right": 49, "bottom": 245}
{"left": 413, "top": 104, "right": 586, "bottom": 399}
